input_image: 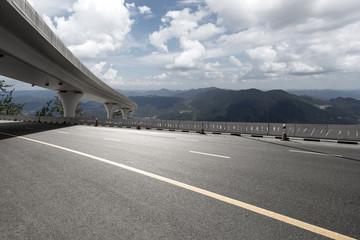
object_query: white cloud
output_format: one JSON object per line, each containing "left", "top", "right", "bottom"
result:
{"left": 259, "top": 62, "right": 287, "bottom": 73}
{"left": 205, "top": 0, "right": 360, "bottom": 31}
{"left": 229, "top": 56, "right": 242, "bottom": 68}
{"left": 166, "top": 38, "right": 206, "bottom": 70}
{"left": 91, "top": 61, "right": 107, "bottom": 77}
{"left": 30, "top": 0, "right": 360, "bottom": 90}
{"left": 44, "top": 0, "right": 133, "bottom": 58}
{"left": 149, "top": 7, "right": 211, "bottom": 52}
{"left": 288, "top": 62, "right": 323, "bottom": 74}
{"left": 91, "top": 62, "right": 125, "bottom": 87}
{"left": 153, "top": 73, "right": 168, "bottom": 80}
{"left": 204, "top": 62, "right": 223, "bottom": 78}
{"left": 126, "top": 2, "right": 135, "bottom": 8}
{"left": 202, "top": 0, "right": 360, "bottom": 80}
{"left": 188, "top": 23, "right": 225, "bottom": 41}
{"left": 246, "top": 46, "right": 277, "bottom": 62}
{"left": 337, "top": 55, "right": 360, "bottom": 71}
{"left": 28, "top": 0, "right": 74, "bottom": 16}
{"left": 138, "top": 5, "right": 152, "bottom": 15}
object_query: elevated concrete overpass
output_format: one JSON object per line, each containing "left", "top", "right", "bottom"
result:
{"left": 0, "top": 0, "right": 136, "bottom": 118}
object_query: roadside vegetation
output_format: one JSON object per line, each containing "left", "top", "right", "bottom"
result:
{"left": 0, "top": 80, "right": 24, "bottom": 115}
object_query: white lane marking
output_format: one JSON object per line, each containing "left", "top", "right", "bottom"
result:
{"left": 57, "top": 131, "right": 69, "bottom": 134}
{"left": 104, "top": 138, "right": 122, "bottom": 142}
{"left": 190, "top": 151, "right": 230, "bottom": 159}
{"left": 176, "top": 138, "right": 199, "bottom": 142}
{"left": 289, "top": 150, "right": 343, "bottom": 158}
{"left": 0, "top": 131, "right": 355, "bottom": 240}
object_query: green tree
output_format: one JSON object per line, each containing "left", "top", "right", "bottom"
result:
{"left": 35, "top": 100, "right": 56, "bottom": 117}
{"left": 0, "top": 80, "right": 24, "bottom": 115}
{"left": 36, "top": 96, "right": 84, "bottom": 117}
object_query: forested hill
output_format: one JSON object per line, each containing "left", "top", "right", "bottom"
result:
{"left": 185, "top": 89, "right": 360, "bottom": 124}
{"left": 130, "top": 88, "right": 360, "bottom": 124}
{"left": 11, "top": 88, "right": 360, "bottom": 124}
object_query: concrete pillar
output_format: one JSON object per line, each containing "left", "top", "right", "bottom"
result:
{"left": 120, "top": 108, "right": 131, "bottom": 120}
{"left": 57, "top": 91, "right": 83, "bottom": 118}
{"left": 104, "top": 103, "right": 116, "bottom": 119}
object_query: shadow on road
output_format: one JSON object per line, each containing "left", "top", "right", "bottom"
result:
{"left": 0, "top": 120, "right": 73, "bottom": 140}
{"left": 242, "top": 135, "right": 360, "bottom": 162}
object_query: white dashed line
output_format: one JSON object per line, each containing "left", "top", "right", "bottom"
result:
{"left": 104, "top": 138, "right": 122, "bottom": 142}
{"left": 289, "top": 150, "right": 343, "bottom": 157}
{"left": 176, "top": 138, "right": 199, "bottom": 142}
{"left": 190, "top": 151, "right": 230, "bottom": 159}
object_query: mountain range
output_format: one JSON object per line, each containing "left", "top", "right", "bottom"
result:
{"left": 11, "top": 88, "right": 360, "bottom": 124}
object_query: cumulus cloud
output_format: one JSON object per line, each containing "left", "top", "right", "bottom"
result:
{"left": 201, "top": 0, "right": 360, "bottom": 81}
{"left": 166, "top": 38, "right": 206, "bottom": 70}
{"left": 28, "top": 0, "right": 74, "bottom": 16}
{"left": 204, "top": 62, "right": 223, "bottom": 78}
{"left": 91, "top": 62, "right": 125, "bottom": 87}
{"left": 138, "top": 5, "right": 152, "bottom": 15}
{"left": 153, "top": 73, "right": 168, "bottom": 80}
{"left": 31, "top": 0, "right": 360, "bottom": 89}
{"left": 229, "top": 56, "right": 242, "bottom": 68}
{"left": 288, "top": 62, "right": 324, "bottom": 74}
{"left": 44, "top": 0, "right": 133, "bottom": 58}
{"left": 246, "top": 46, "right": 277, "bottom": 62}
{"left": 149, "top": 7, "right": 220, "bottom": 52}
{"left": 126, "top": 2, "right": 135, "bottom": 9}
{"left": 205, "top": 0, "right": 360, "bottom": 30}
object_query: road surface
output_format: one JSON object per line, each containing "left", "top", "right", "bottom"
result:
{"left": 0, "top": 120, "right": 359, "bottom": 239}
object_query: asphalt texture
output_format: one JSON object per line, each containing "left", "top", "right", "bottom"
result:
{"left": 0, "top": 120, "right": 359, "bottom": 239}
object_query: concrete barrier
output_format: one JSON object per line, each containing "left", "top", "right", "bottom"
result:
{"left": 293, "top": 124, "right": 327, "bottom": 139}
{"left": 325, "top": 125, "right": 360, "bottom": 141}
{"left": 0, "top": 115, "right": 359, "bottom": 142}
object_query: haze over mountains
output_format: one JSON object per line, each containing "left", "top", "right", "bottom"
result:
{"left": 12, "top": 88, "right": 360, "bottom": 124}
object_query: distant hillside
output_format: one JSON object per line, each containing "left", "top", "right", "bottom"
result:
{"left": 117, "top": 87, "right": 216, "bottom": 98}
{"left": 187, "top": 89, "right": 359, "bottom": 124}
{"left": 171, "top": 87, "right": 218, "bottom": 99}
{"left": 288, "top": 89, "right": 360, "bottom": 100}
{"left": 12, "top": 90, "right": 57, "bottom": 115}
{"left": 10, "top": 88, "right": 360, "bottom": 124}
{"left": 117, "top": 88, "right": 182, "bottom": 97}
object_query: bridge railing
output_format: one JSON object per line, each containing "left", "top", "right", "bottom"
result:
{"left": 1, "top": 115, "right": 359, "bottom": 142}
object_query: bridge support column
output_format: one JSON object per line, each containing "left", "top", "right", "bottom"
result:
{"left": 57, "top": 91, "right": 83, "bottom": 118}
{"left": 120, "top": 108, "right": 131, "bottom": 120}
{"left": 104, "top": 103, "right": 116, "bottom": 119}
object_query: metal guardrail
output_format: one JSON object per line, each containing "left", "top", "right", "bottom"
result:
{"left": 1, "top": 115, "right": 359, "bottom": 142}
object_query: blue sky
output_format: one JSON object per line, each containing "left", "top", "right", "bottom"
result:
{"left": 5, "top": 0, "right": 360, "bottom": 91}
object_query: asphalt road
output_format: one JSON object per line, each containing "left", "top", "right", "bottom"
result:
{"left": 0, "top": 120, "right": 359, "bottom": 239}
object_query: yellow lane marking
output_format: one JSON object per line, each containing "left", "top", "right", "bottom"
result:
{"left": 0, "top": 131, "right": 355, "bottom": 240}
